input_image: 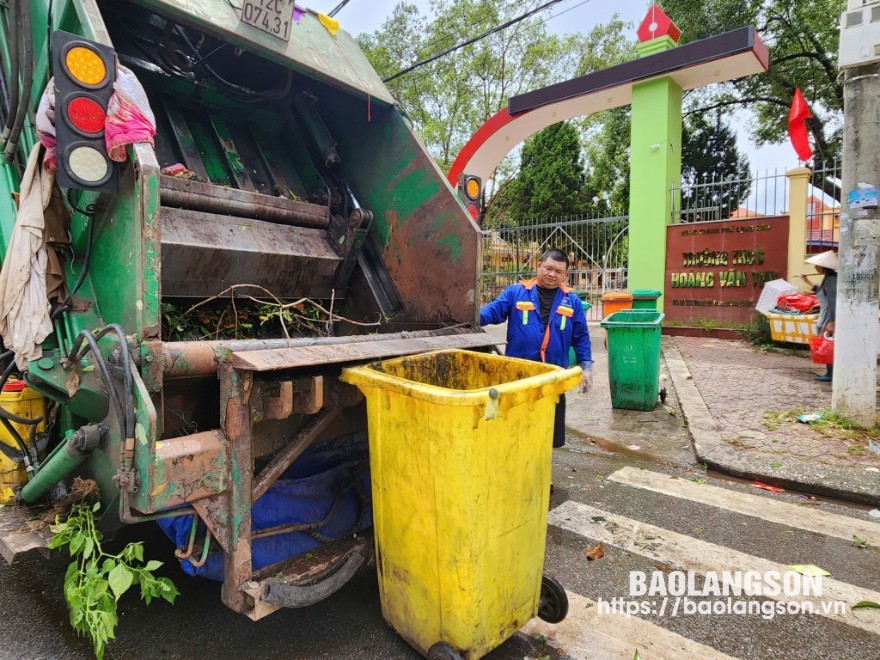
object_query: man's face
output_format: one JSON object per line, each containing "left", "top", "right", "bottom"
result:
{"left": 536, "top": 257, "right": 568, "bottom": 289}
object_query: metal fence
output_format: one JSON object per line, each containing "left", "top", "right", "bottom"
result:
{"left": 671, "top": 168, "right": 790, "bottom": 223}
{"left": 480, "top": 214, "right": 629, "bottom": 321}
{"left": 807, "top": 159, "right": 841, "bottom": 250}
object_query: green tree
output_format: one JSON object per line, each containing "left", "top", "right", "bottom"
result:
{"left": 659, "top": 0, "right": 842, "bottom": 161}
{"left": 492, "top": 121, "right": 586, "bottom": 225}
{"left": 680, "top": 111, "right": 752, "bottom": 221}
{"left": 581, "top": 107, "right": 631, "bottom": 217}
{"left": 359, "top": 2, "right": 632, "bottom": 174}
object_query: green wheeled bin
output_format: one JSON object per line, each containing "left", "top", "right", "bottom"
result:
{"left": 600, "top": 310, "right": 665, "bottom": 411}
{"left": 631, "top": 289, "right": 662, "bottom": 310}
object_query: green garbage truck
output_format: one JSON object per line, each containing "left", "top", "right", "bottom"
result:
{"left": 0, "top": 0, "right": 492, "bottom": 621}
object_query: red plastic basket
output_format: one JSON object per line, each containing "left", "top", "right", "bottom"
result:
{"left": 808, "top": 335, "right": 834, "bottom": 365}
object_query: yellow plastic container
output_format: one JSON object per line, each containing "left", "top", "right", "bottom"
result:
{"left": 767, "top": 312, "right": 818, "bottom": 345}
{"left": 0, "top": 379, "right": 47, "bottom": 503}
{"left": 341, "top": 349, "right": 580, "bottom": 659}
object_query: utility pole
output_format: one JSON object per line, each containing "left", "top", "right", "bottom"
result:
{"left": 833, "top": 1, "right": 880, "bottom": 427}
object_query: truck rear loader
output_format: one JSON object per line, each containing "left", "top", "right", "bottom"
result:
{"left": 0, "top": 0, "right": 490, "bottom": 621}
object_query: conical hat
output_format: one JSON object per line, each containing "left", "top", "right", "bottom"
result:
{"left": 805, "top": 250, "right": 838, "bottom": 270}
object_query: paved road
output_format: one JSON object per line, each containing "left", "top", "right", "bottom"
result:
{"left": 2, "top": 434, "right": 880, "bottom": 659}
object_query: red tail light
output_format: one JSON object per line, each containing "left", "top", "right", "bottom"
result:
{"left": 66, "top": 96, "right": 106, "bottom": 135}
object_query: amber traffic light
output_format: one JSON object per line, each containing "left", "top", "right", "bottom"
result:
{"left": 458, "top": 173, "right": 482, "bottom": 224}
{"left": 53, "top": 31, "right": 117, "bottom": 192}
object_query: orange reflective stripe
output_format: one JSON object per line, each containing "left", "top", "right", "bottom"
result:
{"left": 539, "top": 324, "right": 551, "bottom": 363}
{"left": 556, "top": 306, "right": 573, "bottom": 317}
{"left": 516, "top": 301, "right": 535, "bottom": 311}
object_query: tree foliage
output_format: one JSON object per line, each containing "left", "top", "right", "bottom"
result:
{"left": 680, "top": 111, "right": 751, "bottom": 220}
{"left": 659, "top": 0, "right": 842, "bottom": 161}
{"left": 358, "top": 1, "right": 631, "bottom": 172}
{"left": 581, "top": 107, "right": 631, "bottom": 217}
{"left": 488, "top": 122, "right": 585, "bottom": 225}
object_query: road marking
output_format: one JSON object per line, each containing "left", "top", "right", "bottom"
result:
{"left": 549, "top": 500, "right": 880, "bottom": 636}
{"left": 606, "top": 466, "right": 880, "bottom": 546}
{"left": 521, "top": 591, "right": 738, "bottom": 659}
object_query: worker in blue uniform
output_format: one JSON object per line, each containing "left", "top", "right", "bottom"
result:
{"left": 480, "top": 248, "right": 593, "bottom": 448}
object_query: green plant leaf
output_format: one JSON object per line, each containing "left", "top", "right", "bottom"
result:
{"left": 123, "top": 542, "right": 145, "bottom": 563}
{"left": 158, "top": 577, "right": 180, "bottom": 604}
{"left": 69, "top": 532, "right": 85, "bottom": 556}
{"left": 853, "top": 600, "right": 880, "bottom": 609}
{"left": 852, "top": 535, "right": 869, "bottom": 549}
{"left": 144, "top": 560, "right": 163, "bottom": 571}
{"left": 108, "top": 564, "right": 133, "bottom": 601}
{"left": 92, "top": 501, "right": 101, "bottom": 512}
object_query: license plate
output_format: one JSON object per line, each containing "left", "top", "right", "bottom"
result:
{"left": 240, "top": 0, "right": 295, "bottom": 42}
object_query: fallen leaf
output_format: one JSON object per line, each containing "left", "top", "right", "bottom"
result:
{"left": 769, "top": 461, "right": 783, "bottom": 468}
{"left": 591, "top": 516, "right": 606, "bottom": 523}
{"left": 853, "top": 601, "right": 880, "bottom": 609}
{"left": 853, "top": 535, "right": 869, "bottom": 549}
{"left": 586, "top": 544, "right": 605, "bottom": 561}
{"left": 751, "top": 481, "right": 785, "bottom": 492}
{"left": 65, "top": 371, "right": 80, "bottom": 398}
{"left": 690, "top": 478, "right": 707, "bottom": 485}
{"left": 788, "top": 564, "right": 831, "bottom": 578}
{"left": 627, "top": 444, "right": 641, "bottom": 451}
{"left": 634, "top": 651, "right": 643, "bottom": 660}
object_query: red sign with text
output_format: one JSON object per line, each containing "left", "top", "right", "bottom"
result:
{"left": 665, "top": 216, "right": 789, "bottom": 326}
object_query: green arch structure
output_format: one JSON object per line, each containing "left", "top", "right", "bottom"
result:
{"left": 448, "top": 7, "right": 769, "bottom": 308}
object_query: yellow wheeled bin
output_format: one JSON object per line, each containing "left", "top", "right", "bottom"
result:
{"left": 341, "top": 349, "right": 581, "bottom": 660}
{"left": 0, "top": 379, "right": 47, "bottom": 503}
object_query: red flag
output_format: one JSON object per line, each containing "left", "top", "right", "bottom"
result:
{"left": 788, "top": 88, "right": 813, "bottom": 161}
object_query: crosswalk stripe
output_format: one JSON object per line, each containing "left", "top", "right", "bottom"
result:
{"left": 522, "top": 590, "right": 738, "bottom": 660}
{"left": 549, "top": 500, "right": 880, "bottom": 636}
{"left": 606, "top": 466, "right": 880, "bottom": 546}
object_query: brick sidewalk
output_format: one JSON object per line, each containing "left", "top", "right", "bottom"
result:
{"left": 673, "top": 336, "right": 880, "bottom": 472}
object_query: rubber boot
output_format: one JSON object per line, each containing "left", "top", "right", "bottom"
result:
{"left": 815, "top": 365, "right": 833, "bottom": 382}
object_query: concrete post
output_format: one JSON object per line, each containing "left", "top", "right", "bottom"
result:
{"left": 628, "top": 36, "right": 682, "bottom": 311}
{"left": 785, "top": 167, "right": 811, "bottom": 290}
{"left": 832, "top": 64, "right": 880, "bottom": 428}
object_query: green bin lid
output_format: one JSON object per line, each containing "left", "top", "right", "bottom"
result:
{"left": 631, "top": 289, "right": 662, "bottom": 298}
{"left": 600, "top": 310, "right": 665, "bottom": 327}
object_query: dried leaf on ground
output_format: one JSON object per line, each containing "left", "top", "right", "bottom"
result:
{"left": 852, "top": 535, "right": 870, "bottom": 549}
{"left": 586, "top": 544, "right": 605, "bottom": 561}
{"left": 788, "top": 564, "right": 831, "bottom": 578}
{"left": 751, "top": 481, "right": 785, "bottom": 492}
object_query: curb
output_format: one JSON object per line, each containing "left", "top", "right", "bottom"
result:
{"left": 662, "top": 336, "right": 880, "bottom": 507}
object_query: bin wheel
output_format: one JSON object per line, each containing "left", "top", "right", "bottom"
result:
{"left": 427, "top": 642, "right": 462, "bottom": 660}
{"left": 538, "top": 575, "right": 569, "bottom": 624}
{"left": 659, "top": 386, "right": 667, "bottom": 404}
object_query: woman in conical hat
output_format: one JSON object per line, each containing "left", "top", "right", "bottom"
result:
{"left": 800, "top": 250, "right": 838, "bottom": 382}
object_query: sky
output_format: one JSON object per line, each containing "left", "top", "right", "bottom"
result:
{"left": 306, "top": 0, "right": 803, "bottom": 211}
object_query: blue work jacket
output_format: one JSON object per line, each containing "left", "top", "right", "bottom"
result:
{"left": 480, "top": 278, "right": 592, "bottom": 369}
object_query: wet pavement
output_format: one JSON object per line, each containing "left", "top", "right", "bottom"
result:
{"left": 3, "top": 440, "right": 879, "bottom": 659}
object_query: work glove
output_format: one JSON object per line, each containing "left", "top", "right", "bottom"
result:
{"left": 579, "top": 362, "right": 594, "bottom": 393}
